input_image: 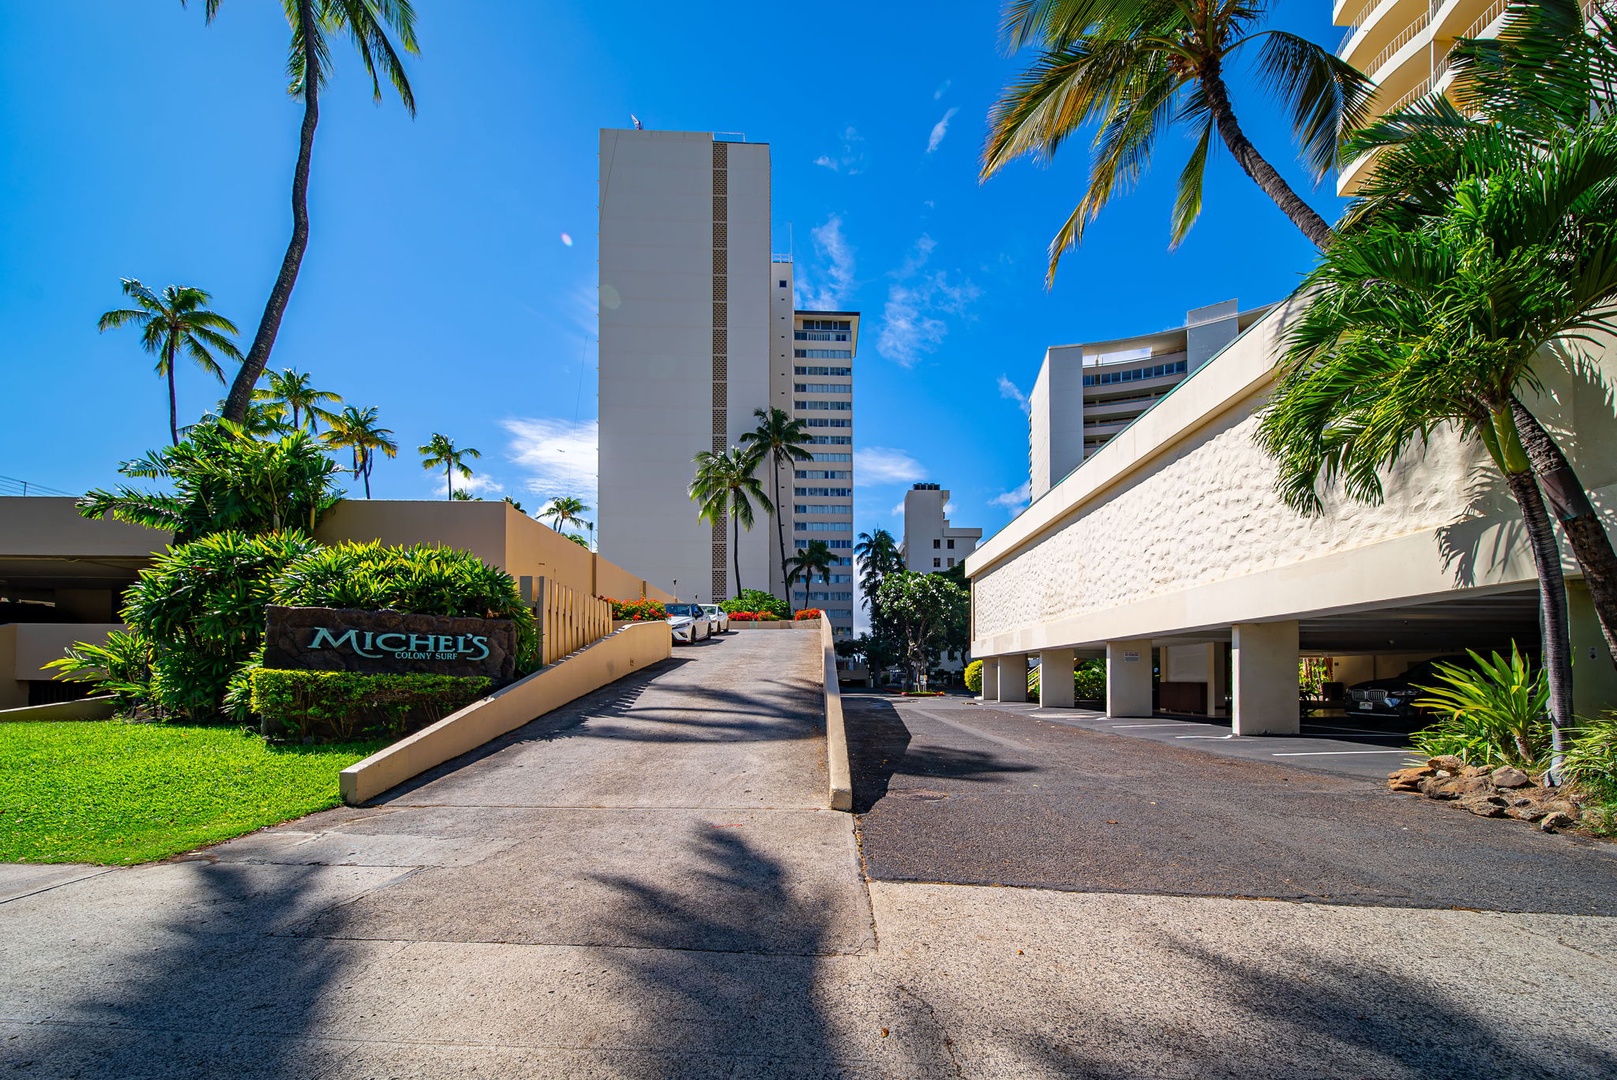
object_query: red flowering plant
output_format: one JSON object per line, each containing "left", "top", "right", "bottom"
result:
{"left": 728, "top": 611, "right": 763, "bottom": 622}
{"left": 601, "top": 597, "right": 668, "bottom": 622}
{"left": 794, "top": 608, "right": 824, "bottom": 621}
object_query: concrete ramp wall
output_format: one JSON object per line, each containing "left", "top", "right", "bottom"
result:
{"left": 340, "top": 620, "right": 672, "bottom": 804}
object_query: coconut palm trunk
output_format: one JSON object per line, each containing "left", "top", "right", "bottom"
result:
{"left": 770, "top": 456, "right": 787, "bottom": 598}
{"left": 1511, "top": 397, "right": 1617, "bottom": 668}
{"left": 164, "top": 337, "right": 180, "bottom": 446}
{"left": 1201, "top": 58, "right": 1333, "bottom": 248}
{"left": 222, "top": 0, "right": 318, "bottom": 425}
{"left": 1483, "top": 405, "right": 1573, "bottom": 782}
{"left": 733, "top": 510, "right": 743, "bottom": 597}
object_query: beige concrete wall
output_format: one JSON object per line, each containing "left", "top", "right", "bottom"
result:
{"left": 0, "top": 622, "right": 122, "bottom": 708}
{"left": 820, "top": 613, "right": 853, "bottom": 812}
{"left": 340, "top": 621, "right": 673, "bottom": 804}
{"left": 0, "top": 498, "right": 169, "bottom": 557}
{"left": 969, "top": 302, "right": 1617, "bottom": 658}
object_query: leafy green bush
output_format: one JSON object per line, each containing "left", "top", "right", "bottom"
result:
{"left": 723, "top": 590, "right": 787, "bottom": 619}
{"left": 1412, "top": 646, "right": 1549, "bottom": 769}
{"left": 1564, "top": 713, "right": 1617, "bottom": 788}
{"left": 251, "top": 669, "right": 491, "bottom": 741}
{"left": 45, "top": 630, "right": 154, "bottom": 712}
{"left": 964, "top": 659, "right": 983, "bottom": 693}
{"left": 1076, "top": 659, "right": 1106, "bottom": 700}
{"left": 122, "top": 531, "right": 319, "bottom": 722}
{"left": 79, "top": 423, "right": 343, "bottom": 544}
{"left": 271, "top": 542, "right": 539, "bottom": 673}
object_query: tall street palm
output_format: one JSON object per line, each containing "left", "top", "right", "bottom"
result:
{"left": 689, "top": 447, "right": 774, "bottom": 598}
{"left": 98, "top": 279, "right": 242, "bottom": 446}
{"left": 854, "top": 528, "right": 903, "bottom": 611}
{"left": 254, "top": 368, "right": 343, "bottom": 434}
{"left": 543, "top": 496, "right": 591, "bottom": 535}
{"left": 419, "top": 433, "right": 481, "bottom": 501}
{"left": 1336, "top": 0, "right": 1617, "bottom": 665}
{"left": 786, "top": 540, "right": 837, "bottom": 605}
{"left": 322, "top": 405, "right": 397, "bottom": 498}
{"left": 1257, "top": 126, "right": 1617, "bottom": 781}
{"left": 738, "top": 406, "right": 813, "bottom": 597}
{"left": 189, "top": 0, "right": 418, "bottom": 425}
{"left": 982, "top": 0, "right": 1372, "bottom": 281}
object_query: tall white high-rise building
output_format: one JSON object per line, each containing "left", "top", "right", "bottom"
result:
{"left": 902, "top": 484, "right": 980, "bottom": 574}
{"left": 598, "top": 128, "right": 857, "bottom": 635}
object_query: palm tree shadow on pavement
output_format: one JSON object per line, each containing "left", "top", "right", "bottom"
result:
{"left": 843, "top": 695, "right": 1038, "bottom": 813}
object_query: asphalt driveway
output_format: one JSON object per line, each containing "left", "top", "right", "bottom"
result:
{"left": 847, "top": 694, "right": 1617, "bottom": 915}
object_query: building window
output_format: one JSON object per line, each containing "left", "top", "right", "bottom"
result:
{"left": 947, "top": 539, "right": 955, "bottom": 549}
{"left": 796, "top": 401, "right": 852, "bottom": 411}
{"left": 807, "top": 436, "right": 851, "bottom": 445}
{"left": 794, "top": 383, "right": 850, "bottom": 394}
{"left": 932, "top": 539, "right": 940, "bottom": 549}
{"left": 779, "top": 280, "right": 788, "bottom": 287}
{"left": 1082, "top": 358, "right": 1188, "bottom": 387}
{"left": 793, "top": 349, "right": 854, "bottom": 359}
{"left": 933, "top": 558, "right": 941, "bottom": 568}
{"left": 810, "top": 453, "right": 851, "bottom": 462}
{"left": 795, "top": 366, "right": 852, "bottom": 376}
{"left": 795, "top": 521, "right": 853, "bottom": 532}
{"left": 794, "top": 330, "right": 851, "bottom": 342}
{"left": 794, "top": 505, "right": 850, "bottom": 515}
{"left": 947, "top": 558, "right": 954, "bottom": 567}
{"left": 795, "top": 487, "right": 852, "bottom": 497}
{"left": 806, "top": 418, "right": 851, "bottom": 428}
{"left": 800, "top": 319, "right": 852, "bottom": 331}
{"left": 795, "top": 470, "right": 851, "bottom": 479}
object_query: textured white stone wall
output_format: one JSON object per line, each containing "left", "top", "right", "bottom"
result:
{"left": 974, "top": 394, "right": 1489, "bottom": 642}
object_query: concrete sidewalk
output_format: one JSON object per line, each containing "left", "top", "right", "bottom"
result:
{"left": 3, "top": 633, "right": 1616, "bottom": 1078}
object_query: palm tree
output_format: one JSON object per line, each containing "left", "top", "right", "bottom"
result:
{"left": 98, "top": 279, "right": 242, "bottom": 445}
{"left": 322, "top": 406, "right": 397, "bottom": 498}
{"left": 786, "top": 540, "right": 837, "bottom": 606}
{"left": 542, "top": 496, "right": 591, "bottom": 535}
{"left": 689, "top": 446, "right": 774, "bottom": 598}
{"left": 854, "top": 528, "right": 904, "bottom": 610}
{"left": 254, "top": 368, "right": 343, "bottom": 434}
{"left": 188, "top": 0, "right": 418, "bottom": 425}
{"left": 1256, "top": 123, "right": 1617, "bottom": 782}
{"left": 982, "top": 0, "right": 1372, "bottom": 280}
{"left": 419, "top": 433, "right": 481, "bottom": 501}
{"left": 1336, "top": 0, "right": 1617, "bottom": 666}
{"left": 738, "top": 406, "right": 814, "bottom": 596}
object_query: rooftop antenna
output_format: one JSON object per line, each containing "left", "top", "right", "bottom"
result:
{"left": 631, "top": 114, "right": 643, "bottom": 130}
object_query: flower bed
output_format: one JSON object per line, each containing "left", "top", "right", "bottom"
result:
{"left": 794, "top": 608, "right": 823, "bottom": 621}
{"left": 600, "top": 597, "right": 667, "bottom": 622}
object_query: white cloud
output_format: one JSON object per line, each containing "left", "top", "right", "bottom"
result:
{"left": 943, "top": 501, "right": 956, "bottom": 516}
{"left": 876, "top": 235, "right": 982, "bottom": 367}
{"left": 503, "top": 417, "right": 599, "bottom": 508}
{"left": 890, "top": 500, "right": 906, "bottom": 517}
{"left": 813, "top": 126, "right": 866, "bottom": 174}
{"left": 856, "top": 446, "right": 927, "bottom": 485}
{"left": 794, "top": 215, "right": 856, "bottom": 311}
{"left": 926, "top": 107, "right": 960, "bottom": 154}
{"left": 991, "top": 480, "right": 1032, "bottom": 514}
{"left": 934, "top": 79, "right": 952, "bottom": 101}
{"left": 998, "top": 375, "right": 1031, "bottom": 415}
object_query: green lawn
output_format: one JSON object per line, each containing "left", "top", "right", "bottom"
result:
{"left": 0, "top": 721, "right": 386, "bottom": 865}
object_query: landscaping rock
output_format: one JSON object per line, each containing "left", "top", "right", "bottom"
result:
{"left": 1428, "top": 755, "right": 1466, "bottom": 774}
{"left": 1490, "top": 766, "right": 1531, "bottom": 789}
{"left": 1506, "top": 804, "right": 1549, "bottom": 823}
{"left": 1459, "top": 795, "right": 1509, "bottom": 818}
{"left": 1542, "top": 811, "right": 1576, "bottom": 832}
{"left": 1420, "top": 777, "right": 1461, "bottom": 800}
{"left": 1454, "top": 774, "right": 1493, "bottom": 796}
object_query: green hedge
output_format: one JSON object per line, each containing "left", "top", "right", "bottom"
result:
{"left": 964, "top": 659, "right": 983, "bottom": 693}
{"left": 250, "top": 669, "right": 492, "bottom": 742}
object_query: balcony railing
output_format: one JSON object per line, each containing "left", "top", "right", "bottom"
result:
{"left": 1367, "top": 9, "right": 1432, "bottom": 77}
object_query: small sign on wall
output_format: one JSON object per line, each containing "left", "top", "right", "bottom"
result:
{"left": 1123, "top": 650, "right": 1141, "bottom": 663}
{"left": 264, "top": 606, "right": 517, "bottom": 682}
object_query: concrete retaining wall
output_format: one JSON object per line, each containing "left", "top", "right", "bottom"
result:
{"left": 340, "top": 620, "right": 673, "bottom": 804}
{"left": 820, "top": 614, "right": 853, "bottom": 812}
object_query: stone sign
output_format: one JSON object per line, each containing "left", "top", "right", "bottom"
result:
{"left": 263, "top": 606, "right": 517, "bottom": 682}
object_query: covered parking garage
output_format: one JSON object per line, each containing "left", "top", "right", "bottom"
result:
{"left": 968, "top": 305, "right": 1617, "bottom": 733}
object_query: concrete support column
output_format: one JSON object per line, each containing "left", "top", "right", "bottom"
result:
{"left": 1039, "top": 649, "right": 1076, "bottom": 708}
{"left": 1106, "top": 641, "right": 1152, "bottom": 717}
{"left": 997, "top": 653, "right": 1029, "bottom": 703}
{"left": 980, "top": 657, "right": 1001, "bottom": 701}
{"left": 1232, "top": 620, "right": 1300, "bottom": 736}
{"left": 1570, "top": 580, "right": 1617, "bottom": 718}
{"left": 1210, "top": 642, "right": 1230, "bottom": 718}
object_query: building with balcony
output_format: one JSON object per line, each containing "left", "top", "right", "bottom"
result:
{"left": 902, "top": 484, "right": 980, "bottom": 574}
{"left": 1334, "top": 0, "right": 1528, "bottom": 194}
{"left": 1028, "top": 300, "right": 1272, "bottom": 500}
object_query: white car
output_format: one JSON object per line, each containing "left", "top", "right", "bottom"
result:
{"left": 700, "top": 604, "right": 730, "bottom": 633}
{"left": 664, "top": 603, "right": 712, "bottom": 644}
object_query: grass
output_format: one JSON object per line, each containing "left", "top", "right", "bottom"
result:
{"left": 0, "top": 720, "right": 387, "bottom": 865}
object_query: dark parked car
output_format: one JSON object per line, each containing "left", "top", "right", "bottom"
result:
{"left": 1346, "top": 655, "right": 1480, "bottom": 718}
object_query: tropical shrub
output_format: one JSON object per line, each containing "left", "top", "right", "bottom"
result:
{"left": 1076, "top": 659, "right": 1106, "bottom": 701}
{"left": 794, "top": 608, "right": 823, "bottom": 621}
{"left": 1563, "top": 713, "right": 1617, "bottom": 789}
{"left": 727, "top": 610, "right": 765, "bottom": 622}
{"left": 79, "top": 423, "right": 343, "bottom": 543}
{"left": 604, "top": 597, "right": 668, "bottom": 622}
{"left": 1412, "top": 646, "right": 1549, "bottom": 770}
{"left": 122, "top": 531, "right": 319, "bottom": 721}
{"left": 45, "top": 630, "right": 154, "bottom": 712}
{"left": 723, "top": 590, "right": 787, "bottom": 619}
{"left": 272, "top": 542, "right": 539, "bottom": 673}
{"left": 964, "top": 659, "right": 983, "bottom": 693}
{"left": 251, "top": 669, "right": 491, "bottom": 741}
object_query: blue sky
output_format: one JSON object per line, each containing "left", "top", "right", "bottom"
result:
{"left": 0, "top": 2, "right": 1345, "bottom": 546}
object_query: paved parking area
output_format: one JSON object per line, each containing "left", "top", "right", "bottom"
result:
{"left": 847, "top": 693, "right": 1617, "bottom": 914}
